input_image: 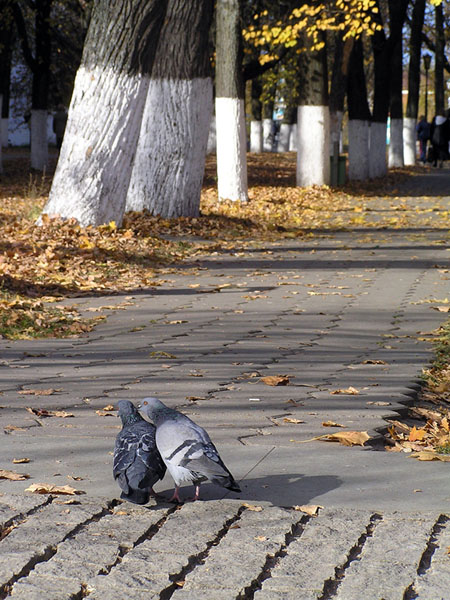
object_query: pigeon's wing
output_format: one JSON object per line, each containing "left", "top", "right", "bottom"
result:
{"left": 113, "top": 429, "right": 141, "bottom": 494}
{"left": 157, "top": 419, "right": 240, "bottom": 491}
{"left": 136, "top": 429, "right": 166, "bottom": 488}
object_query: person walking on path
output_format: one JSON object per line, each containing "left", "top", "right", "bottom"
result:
{"left": 416, "top": 115, "right": 430, "bottom": 164}
{"left": 430, "top": 111, "right": 450, "bottom": 168}
{"left": 53, "top": 104, "right": 68, "bottom": 150}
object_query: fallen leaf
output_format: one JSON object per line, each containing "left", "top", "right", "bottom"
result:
{"left": 0, "top": 469, "right": 30, "bottom": 481}
{"left": 25, "top": 407, "right": 74, "bottom": 418}
{"left": 292, "top": 504, "right": 323, "bottom": 516}
{"left": 255, "top": 535, "right": 267, "bottom": 541}
{"left": 366, "top": 401, "right": 391, "bottom": 406}
{"left": 67, "top": 475, "right": 84, "bottom": 481}
{"left": 25, "top": 483, "right": 85, "bottom": 495}
{"left": 331, "top": 387, "right": 359, "bottom": 395}
{"left": 322, "top": 421, "right": 346, "bottom": 428}
{"left": 320, "top": 431, "right": 370, "bottom": 446}
{"left": 260, "top": 375, "right": 290, "bottom": 386}
{"left": 96, "top": 410, "right": 115, "bottom": 417}
{"left": 150, "top": 351, "right": 177, "bottom": 359}
{"left": 102, "top": 404, "right": 115, "bottom": 411}
{"left": 12, "top": 458, "right": 30, "bottom": 464}
{"left": 4, "top": 425, "right": 26, "bottom": 432}
{"left": 186, "top": 396, "right": 207, "bottom": 401}
{"left": 242, "top": 502, "right": 263, "bottom": 512}
{"left": 362, "top": 359, "right": 388, "bottom": 365}
{"left": 432, "top": 306, "right": 450, "bottom": 313}
{"left": 409, "top": 427, "right": 427, "bottom": 442}
{"left": 283, "top": 417, "right": 305, "bottom": 424}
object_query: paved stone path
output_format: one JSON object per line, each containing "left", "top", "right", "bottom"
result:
{"left": 1, "top": 169, "right": 450, "bottom": 598}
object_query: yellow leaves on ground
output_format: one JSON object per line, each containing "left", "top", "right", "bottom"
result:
{"left": 0, "top": 469, "right": 30, "bottom": 481}
{"left": 331, "top": 387, "right": 360, "bottom": 395}
{"left": 25, "top": 407, "right": 74, "bottom": 418}
{"left": 260, "top": 375, "right": 290, "bottom": 386}
{"left": 291, "top": 430, "right": 370, "bottom": 446}
{"left": 292, "top": 504, "right": 323, "bottom": 516}
{"left": 25, "top": 483, "right": 85, "bottom": 495}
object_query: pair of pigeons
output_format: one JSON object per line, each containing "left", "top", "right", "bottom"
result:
{"left": 113, "top": 397, "right": 241, "bottom": 504}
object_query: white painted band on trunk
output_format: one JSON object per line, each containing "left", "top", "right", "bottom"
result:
{"left": 296, "top": 105, "right": 330, "bottom": 186}
{"left": 348, "top": 119, "right": 370, "bottom": 181}
{"left": 44, "top": 65, "right": 148, "bottom": 227}
{"left": 278, "top": 123, "right": 292, "bottom": 152}
{"left": 250, "top": 120, "right": 263, "bottom": 153}
{"left": 369, "top": 121, "right": 387, "bottom": 178}
{"left": 30, "top": 109, "right": 48, "bottom": 171}
{"left": 388, "top": 118, "right": 404, "bottom": 168}
{"left": 403, "top": 117, "right": 417, "bottom": 166}
{"left": 215, "top": 97, "right": 248, "bottom": 202}
{"left": 262, "top": 118, "right": 273, "bottom": 152}
{"left": 289, "top": 124, "right": 297, "bottom": 151}
{"left": 127, "top": 77, "right": 213, "bottom": 216}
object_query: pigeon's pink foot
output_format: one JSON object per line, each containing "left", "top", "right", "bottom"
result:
{"left": 186, "top": 485, "right": 201, "bottom": 502}
{"left": 168, "top": 487, "right": 182, "bottom": 503}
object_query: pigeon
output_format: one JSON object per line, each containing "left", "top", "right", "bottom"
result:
{"left": 137, "top": 397, "right": 241, "bottom": 502}
{"left": 113, "top": 400, "right": 166, "bottom": 504}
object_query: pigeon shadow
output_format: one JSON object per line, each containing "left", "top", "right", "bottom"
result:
{"left": 150, "top": 473, "right": 341, "bottom": 508}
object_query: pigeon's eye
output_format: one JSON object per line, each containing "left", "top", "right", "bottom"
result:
{"left": 143, "top": 401, "right": 148, "bottom": 405}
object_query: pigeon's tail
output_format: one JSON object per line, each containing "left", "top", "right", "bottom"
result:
{"left": 212, "top": 474, "right": 241, "bottom": 493}
{"left": 120, "top": 489, "right": 150, "bottom": 505}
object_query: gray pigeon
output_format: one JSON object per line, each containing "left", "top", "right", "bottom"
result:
{"left": 113, "top": 400, "right": 166, "bottom": 504}
{"left": 137, "top": 397, "right": 241, "bottom": 502}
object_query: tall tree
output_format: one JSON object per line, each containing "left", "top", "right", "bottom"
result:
{"left": 43, "top": 0, "right": 168, "bottom": 226}
{"left": 296, "top": 33, "right": 330, "bottom": 186}
{"left": 250, "top": 77, "right": 263, "bottom": 152}
{"left": 126, "top": 0, "right": 214, "bottom": 216}
{"left": 404, "top": 0, "right": 426, "bottom": 166}
{"left": 347, "top": 37, "right": 371, "bottom": 181}
{"left": 214, "top": 0, "right": 248, "bottom": 203}
{"left": 434, "top": 2, "right": 445, "bottom": 113}
{"left": 388, "top": 34, "right": 404, "bottom": 168}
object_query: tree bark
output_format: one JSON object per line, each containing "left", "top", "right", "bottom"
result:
{"left": 330, "top": 33, "right": 353, "bottom": 149}
{"left": 296, "top": 35, "right": 330, "bottom": 187}
{"left": 434, "top": 3, "right": 445, "bottom": 114}
{"left": 0, "top": 5, "right": 13, "bottom": 147}
{"left": 388, "top": 35, "right": 404, "bottom": 168}
{"left": 43, "top": 0, "right": 168, "bottom": 227}
{"left": 347, "top": 39, "right": 371, "bottom": 181}
{"left": 404, "top": 0, "right": 425, "bottom": 165}
{"left": 250, "top": 77, "right": 263, "bottom": 152}
{"left": 213, "top": 0, "right": 248, "bottom": 203}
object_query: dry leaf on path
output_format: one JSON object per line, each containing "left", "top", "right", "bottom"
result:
{"left": 432, "top": 306, "right": 450, "bottom": 313}
{"left": 25, "top": 483, "right": 85, "bottom": 495}
{"left": 12, "top": 458, "right": 30, "bottom": 464}
{"left": 0, "top": 469, "right": 30, "bottom": 481}
{"left": 293, "top": 504, "right": 323, "bottom": 516}
{"left": 408, "top": 427, "right": 427, "bottom": 442}
{"left": 261, "top": 375, "right": 290, "bottom": 386}
{"left": 410, "top": 452, "right": 450, "bottom": 462}
{"left": 322, "top": 421, "right": 346, "bottom": 428}
{"left": 19, "top": 389, "right": 61, "bottom": 396}
{"left": 291, "top": 431, "right": 370, "bottom": 446}
{"left": 331, "top": 387, "right": 359, "bottom": 395}
{"left": 102, "top": 405, "right": 115, "bottom": 411}
{"left": 283, "top": 417, "right": 305, "bottom": 424}
{"left": 362, "top": 359, "right": 388, "bottom": 365}
{"left": 242, "top": 502, "right": 263, "bottom": 512}
{"left": 25, "top": 407, "right": 74, "bottom": 418}
{"left": 96, "top": 410, "right": 115, "bottom": 417}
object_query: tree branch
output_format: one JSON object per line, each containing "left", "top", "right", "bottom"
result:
{"left": 243, "top": 44, "right": 292, "bottom": 81}
{"left": 12, "top": 1, "right": 36, "bottom": 71}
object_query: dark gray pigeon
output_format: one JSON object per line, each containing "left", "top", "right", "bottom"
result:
{"left": 113, "top": 400, "right": 166, "bottom": 504}
{"left": 137, "top": 397, "right": 241, "bottom": 502}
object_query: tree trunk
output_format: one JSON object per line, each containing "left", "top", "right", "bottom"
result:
{"left": 404, "top": 0, "right": 425, "bottom": 165}
{"left": 330, "top": 33, "right": 353, "bottom": 150}
{"left": 262, "top": 79, "right": 276, "bottom": 152}
{"left": 296, "top": 36, "right": 330, "bottom": 187}
{"left": 250, "top": 77, "right": 263, "bottom": 152}
{"left": 126, "top": 0, "right": 214, "bottom": 216}
{"left": 0, "top": 9, "right": 13, "bottom": 148}
{"left": 347, "top": 39, "right": 371, "bottom": 181}
{"left": 213, "top": 0, "right": 247, "bottom": 203}
{"left": 388, "top": 36, "right": 404, "bottom": 168}
{"left": 434, "top": 3, "right": 445, "bottom": 113}
{"left": 43, "top": 0, "right": 168, "bottom": 227}
{"left": 0, "top": 95, "right": 2, "bottom": 174}
{"left": 279, "top": 106, "right": 296, "bottom": 152}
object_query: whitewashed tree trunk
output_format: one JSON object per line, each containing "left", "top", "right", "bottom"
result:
{"left": 289, "top": 123, "right": 297, "bottom": 151}
{"left": 278, "top": 123, "right": 291, "bottom": 152}
{"left": 262, "top": 118, "right": 273, "bottom": 151}
{"left": 43, "top": 0, "right": 167, "bottom": 227}
{"left": 388, "top": 118, "right": 404, "bottom": 167}
{"left": 403, "top": 117, "right": 417, "bottom": 165}
{"left": 348, "top": 119, "right": 370, "bottom": 181}
{"left": 296, "top": 105, "right": 330, "bottom": 186}
{"left": 207, "top": 114, "right": 216, "bottom": 154}
{"left": 369, "top": 121, "right": 387, "bottom": 178}
{"left": 214, "top": 0, "right": 248, "bottom": 203}
{"left": 216, "top": 97, "right": 248, "bottom": 201}
{"left": 127, "top": 79, "right": 212, "bottom": 215}
{"left": 250, "top": 120, "right": 263, "bottom": 152}
{"left": 30, "top": 109, "right": 48, "bottom": 171}
{"left": 126, "top": 0, "right": 213, "bottom": 216}
{"left": 330, "top": 110, "right": 343, "bottom": 153}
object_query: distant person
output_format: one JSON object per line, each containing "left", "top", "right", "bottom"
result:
{"left": 430, "top": 111, "right": 450, "bottom": 168}
{"left": 416, "top": 115, "right": 430, "bottom": 164}
{"left": 53, "top": 105, "right": 68, "bottom": 150}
